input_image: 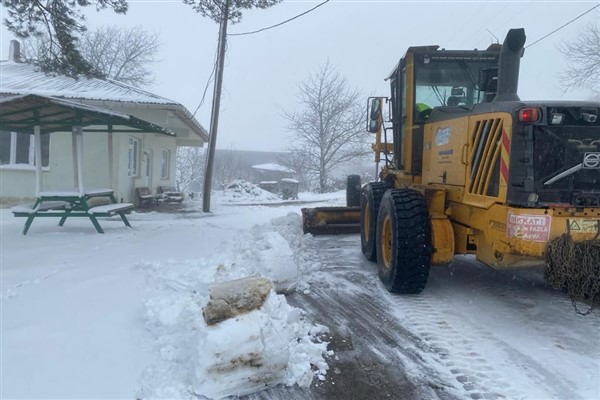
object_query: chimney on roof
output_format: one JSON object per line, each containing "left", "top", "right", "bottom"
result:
{"left": 9, "top": 40, "right": 21, "bottom": 62}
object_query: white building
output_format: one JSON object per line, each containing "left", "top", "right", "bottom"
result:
{"left": 0, "top": 41, "right": 207, "bottom": 206}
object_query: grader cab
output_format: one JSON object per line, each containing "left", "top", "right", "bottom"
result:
{"left": 303, "top": 29, "right": 600, "bottom": 305}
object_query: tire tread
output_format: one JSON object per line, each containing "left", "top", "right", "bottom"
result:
{"left": 377, "top": 189, "right": 432, "bottom": 294}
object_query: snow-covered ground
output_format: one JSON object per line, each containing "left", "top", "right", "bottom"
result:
{"left": 1, "top": 186, "right": 344, "bottom": 399}
{"left": 2, "top": 184, "right": 599, "bottom": 399}
{"left": 298, "top": 234, "right": 600, "bottom": 400}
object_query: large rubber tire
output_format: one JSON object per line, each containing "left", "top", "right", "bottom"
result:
{"left": 360, "top": 182, "right": 390, "bottom": 261}
{"left": 376, "top": 189, "right": 432, "bottom": 293}
{"left": 346, "top": 175, "right": 361, "bottom": 207}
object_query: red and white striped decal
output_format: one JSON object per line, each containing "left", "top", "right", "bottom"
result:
{"left": 500, "top": 128, "right": 511, "bottom": 184}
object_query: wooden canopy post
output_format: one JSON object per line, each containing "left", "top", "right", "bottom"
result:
{"left": 72, "top": 127, "right": 78, "bottom": 189}
{"left": 74, "top": 125, "right": 84, "bottom": 195}
{"left": 34, "top": 125, "right": 42, "bottom": 196}
{"left": 108, "top": 124, "right": 114, "bottom": 192}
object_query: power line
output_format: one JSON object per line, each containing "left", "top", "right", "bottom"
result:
{"left": 526, "top": 3, "right": 600, "bottom": 49}
{"left": 228, "top": 0, "right": 330, "bottom": 36}
{"left": 489, "top": 0, "right": 533, "bottom": 39}
{"left": 192, "top": 0, "right": 330, "bottom": 117}
{"left": 445, "top": 2, "right": 487, "bottom": 46}
{"left": 194, "top": 1, "right": 596, "bottom": 117}
{"left": 192, "top": 43, "right": 222, "bottom": 118}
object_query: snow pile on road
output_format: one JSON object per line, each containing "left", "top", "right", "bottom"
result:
{"left": 229, "top": 212, "right": 322, "bottom": 293}
{"left": 193, "top": 292, "right": 329, "bottom": 398}
{"left": 215, "top": 180, "right": 279, "bottom": 203}
{"left": 138, "top": 212, "right": 329, "bottom": 399}
{"left": 271, "top": 212, "right": 323, "bottom": 290}
{"left": 233, "top": 220, "right": 300, "bottom": 294}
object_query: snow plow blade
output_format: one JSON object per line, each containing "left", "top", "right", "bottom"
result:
{"left": 301, "top": 206, "right": 361, "bottom": 235}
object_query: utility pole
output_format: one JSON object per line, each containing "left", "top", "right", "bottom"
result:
{"left": 202, "top": 0, "right": 230, "bottom": 212}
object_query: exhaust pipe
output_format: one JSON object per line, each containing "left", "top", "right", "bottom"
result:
{"left": 493, "top": 28, "right": 526, "bottom": 102}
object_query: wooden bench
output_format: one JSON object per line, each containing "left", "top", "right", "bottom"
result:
{"left": 11, "top": 201, "right": 71, "bottom": 216}
{"left": 136, "top": 187, "right": 158, "bottom": 207}
{"left": 88, "top": 203, "right": 134, "bottom": 231}
{"left": 88, "top": 203, "right": 134, "bottom": 216}
{"left": 12, "top": 201, "right": 74, "bottom": 235}
{"left": 157, "top": 186, "right": 184, "bottom": 203}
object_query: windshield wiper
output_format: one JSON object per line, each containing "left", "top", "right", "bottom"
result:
{"left": 431, "top": 85, "right": 445, "bottom": 105}
{"left": 544, "top": 163, "right": 583, "bottom": 186}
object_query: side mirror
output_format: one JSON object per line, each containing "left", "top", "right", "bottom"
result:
{"left": 369, "top": 98, "right": 382, "bottom": 121}
{"left": 368, "top": 119, "right": 379, "bottom": 133}
{"left": 451, "top": 87, "right": 465, "bottom": 96}
{"left": 367, "top": 97, "right": 383, "bottom": 133}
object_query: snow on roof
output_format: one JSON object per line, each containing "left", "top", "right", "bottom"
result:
{"left": 0, "top": 60, "right": 208, "bottom": 141}
{"left": 0, "top": 61, "right": 177, "bottom": 104}
{"left": 251, "top": 163, "right": 296, "bottom": 173}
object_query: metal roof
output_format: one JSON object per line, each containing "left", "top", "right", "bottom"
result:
{"left": 0, "top": 94, "right": 176, "bottom": 136}
{"left": 0, "top": 61, "right": 208, "bottom": 141}
{"left": 0, "top": 61, "right": 177, "bottom": 104}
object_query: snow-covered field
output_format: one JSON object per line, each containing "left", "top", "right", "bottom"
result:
{"left": 2, "top": 184, "right": 599, "bottom": 400}
{"left": 1, "top": 187, "right": 342, "bottom": 399}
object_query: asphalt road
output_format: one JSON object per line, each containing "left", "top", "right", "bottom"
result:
{"left": 245, "top": 233, "right": 600, "bottom": 400}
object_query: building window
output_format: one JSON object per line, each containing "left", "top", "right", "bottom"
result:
{"left": 161, "top": 148, "right": 170, "bottom": 179}
{"left": 128, "top": 137, "right": 140, "bottom": 177}
{"left": 0, "top": 130, "right": 50, "bottom": 167}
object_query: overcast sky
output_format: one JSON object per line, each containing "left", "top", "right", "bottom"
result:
{"left": 1, "top": 1, "right": 598, "bottom": 152}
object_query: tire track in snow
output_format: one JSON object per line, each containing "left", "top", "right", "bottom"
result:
{"left": 310, "top": 235, "right": 508, "bottom": 399}
{"left": 419, "top": 260, "right": 600, "bottom": 400}
{"left": 383, "top": 294, "right": 519, "bottom": 400}
{"left": 285, "top": 233, "right": 600, "bottom": 400}
{"left": 284, "top": 235, "right": 462, "bottom": 400}
{"left": 289, "top": 272, "right": 458, "bottom": 400}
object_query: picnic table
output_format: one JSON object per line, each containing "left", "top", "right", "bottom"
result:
{"left": 11, "top": 188, "right": 134, "bottom": 235}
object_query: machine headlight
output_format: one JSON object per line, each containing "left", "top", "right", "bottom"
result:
{"left": 550, "top": 113, "right": 565, "bottom": 124}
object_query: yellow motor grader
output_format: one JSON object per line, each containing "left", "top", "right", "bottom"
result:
{"left": 302, "top": 29, "right": 600, "bottom": 298}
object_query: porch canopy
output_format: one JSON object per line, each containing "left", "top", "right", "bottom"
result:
{"left": 0, "top": 93, "right": 175, "bottom": 195}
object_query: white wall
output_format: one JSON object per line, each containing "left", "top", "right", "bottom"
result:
{"left": 1, "top": 130, "right": 179, "bottom": 206}
{"left": 0, "top": 131, "right": 72, "bottom": 205}
{"left": 0, "top": 167, "right": 41, "bottom": 205}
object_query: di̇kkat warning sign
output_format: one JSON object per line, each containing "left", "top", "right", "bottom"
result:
{"left": 506, "top": 213, "right": 552, "bottom": 242}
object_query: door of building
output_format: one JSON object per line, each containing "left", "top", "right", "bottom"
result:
{"left": 144, "top": 149, "right": 153, "bottom": 189}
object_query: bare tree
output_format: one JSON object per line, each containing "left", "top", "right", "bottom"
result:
{"left": 176, "top": 146, "right": 244, "bottom": 192}
{"left": 284, "top": 61, "right": 368, "bottom": 193}
{"left": 81, "top": 26, "right": 160, "bottom": 87}
{"left": 176, "top": 147, "right": 206, "bottom": 194}
{"left": 22, "top": 26, "right": 160, "bottom": 87}
{"left": 213, "top": 146, "right": 243, "bottom": 188}
{"left": 3, "top": 0, "right": 282, "bottom": 78}
{"left": 558, "top": 22, "right": 600, "bottom": 94}
{"left": 2, "top": 0, "right": 127, "bottom": 77}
